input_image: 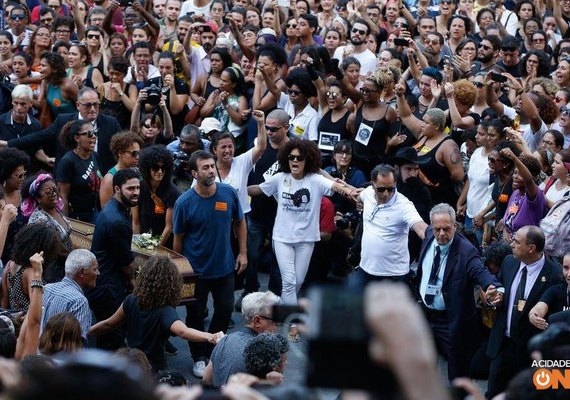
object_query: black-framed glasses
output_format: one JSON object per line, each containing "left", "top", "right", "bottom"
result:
{"left": 288, "top": 154, "right": 306, "bottom": 162}
{"left": 373, "top": 185, "right": 396, "bottom": 193}
{"left": 87, "top": 34, "right": 101, "bottom": 39}
{"left": 360, "top": 87, "right": 379, "bottom": 94}
{"left": 151, "top": 165, "right": 165, "bottom": 172}
{"left": 10, "top": 14, "right": 25, "bottom": 20}
{"left": 286, "top": 23, "right": 297, "bottom": 28}
{"left": 479, "top": 44, "right": 492, "bottom": 50}
{"left": 129, "top": 150, "right": 140, "bottom": 158}
{"left": 41, "top": 186, "right": 59, "bottom": 196}
{"left": 265, "top": 125, "right": 283, "bottom": 132}
{"left": 336, "top": 5, "right": 347, "bottom": 11}
{"left": 326, "top": 91, "right": 339, "bottom": 99}
{"left": 351, "top": 28, "right": 366, "bottom": 36}
{"left": 78, "top": 130, "right": 97, "bottom": 138}
{"left": 287, "top": 89, "right": 301, "bottom": 96}
{"left": 79, "top": 101, "right": 100, "bottom": 108}
{"left": 561, "top": 107, "right": 570, "bottom": 116}
{"left": 55, "top": 29, "right": 71, "bottom": 34}
{"left": 473, "top": 82, "right": 485, "bottom": 88}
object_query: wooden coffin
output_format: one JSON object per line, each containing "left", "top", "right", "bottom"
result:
{"left": 68, "top": 218, "right": 199, "bottom": 305}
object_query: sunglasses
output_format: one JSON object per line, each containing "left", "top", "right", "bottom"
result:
{"left": 287, "top": 89, "right": 302, "bottom": 96}
{"left": 532, "top": 38, "right": 545, "bottom": 43}
{"left": 78, "top": 130, "right": 97, "bottom": 138}
{"left": 151, "top": 165, "right": 165, "bottom": 172}
{"left": 554, "top": 96, "right": 567, "bottom": 103}
{"left": 326, "top": 91, "right": 340, "bottom": 99}
{"left": 336, "top": 5, "right": 347, "bottom": 11}
{"left": 10, "top": 14, "right": 25, "bottom": 20}
{"left": 352, "top": 28, "right": 366, "bottom": 36}
{"left": 286, "top": 23, "right": 297, "bottom": 28}
{"left": 479, "top": 44, "right": 492, "bottom": 50}
{"left": 79, "top": 101, "right": 100, "bottom": 108}
{"left": 288, "top": 154, "right": 306, "bottom": 162}
{"left": 374, "top": 185, "right": 396, "bottom": 193}
{"left": 11, "top": 170, "right": 27, "bottom": 180}
{"left": 360, "top": 87, "right": 379, "bottom": 94}
{"left": 561, "top": 107, "right": 570, "bottom": 116}
{"left": 129, "top": 150, "right": 140, "bottom": 157}
{"left": 56, "top": 29, "right": 71, "bottom": 34}
{"left": 424, "top": 38, "right": 440, "bottom": 45}
{"left": 265, "top": 125, "right": 282, "bottom": 132}
{"left": 473, "top": 82, "right": 485, "bottom": 88}
{"left": 87, "top": 34, "right": 101, "bottom": 39}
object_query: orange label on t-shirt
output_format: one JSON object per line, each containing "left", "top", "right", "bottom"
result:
{"left": 154, "top": 204, "right": 165, "bottom": 214}
{"left": 215, "top": 202, "right": 228, "bottom": 211}
{"left": 498, "top": 194, "right": 509, "bottom": 203}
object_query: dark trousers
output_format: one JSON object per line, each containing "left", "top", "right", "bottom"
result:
{"left": 246, "top": 217, "right": 281, "bottom": 295}
{"left": 90, "top": 289, "right": 125, "bottom": 351}
{"left": 487, "top": 336, "right": 529, "bottom": 398}
{"left": 185, "top": 273, "right": 234, "bottom": 361}
{"left": 347, "top": 267, "right": 409, "bottom": 291}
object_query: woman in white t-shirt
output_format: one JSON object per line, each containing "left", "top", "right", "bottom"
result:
{"left": 544, "top": 149, "right": 570, "bottom": 208}
{"left": 248, "top": 139, "right": 356, "bottom": 304}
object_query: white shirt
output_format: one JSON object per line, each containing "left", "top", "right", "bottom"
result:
{"left": 359, "top": 188, "right": 423, "bottom": 277}
{"left": 467, "top": 147, "right": 493, "bottom": 218}
{"left": 277, "top": 94, "right": 320, "bottom": 141}
{"left": 503, "top": 106, "right": 547, "bottom": 153}
{"left": 181, "top": 0, "right": 212, "bottom": 18}
{"left": 259, "top": 172, "right": 333, "bottom": 243}
{"left": 332, "top": 46, "right": 378, "bottom": 77}
{"left": 188, "top": 44, "right": 210, "bottom": 89}
{"left": 419, "top": 240, "right": 452, "bottom": 310}
{"left": 124, "top": 64, "right": 161, "bottom": 84}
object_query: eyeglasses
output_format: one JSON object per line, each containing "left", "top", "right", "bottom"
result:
{"left": 41, "top": 186, "right": 59, "bottom": 196}
{"left": 11, "top": 170, "right": 27, "bottom": 180}
{"left": 473, "top": 82, "right": 485, "bottom": 88}
{"left": 129, "top": 150, "right": 140, "bottom": 158}
{"left": 87, "top": 34, "right": 101, "bottom": 39}
{"left": 336, "top": 5, "right": 347, "bottom": 11}
{"left": 335, "top": 152, "right": 351, "bottom": 158}
{"left": 286, "top": 23, "right": 297, "bottom": 28}
{"left": 532, "top": 38, "right": 545, "bottom": 43}
{"left": 78, "top": 130, "right": 97, "bottom": 138}
{"left": 479, "top": 44, "right": 492, "bottom": 50}
{"left": 326, "top": 91, "right": 339, "bottom": 99}
{"left": 265, "top": 125, "right": 283, "bottom": 132}
{"left": 352, "top": 28, "right": 366, "bottom": 36}
{"left": 151, "top": 165, "right": 165, "bottom": 172}
{"left": 10, "top": 14, "right": 25, "bottom": 20}
{"left": 554, "top": 96, "right": 567, "bottom": 103}
{"left": 424, "top": 38, "right": 440, "bottom": 45}
{"left": 501, "top": 46, "right": 518, "bottom": 52}
{"left": 360, "top": 87, "right": 379, "bottom": 94}
{"left": 287, "top": 89, "right": 302, "bottom": 96}
{"left": 373, "top": 185, "right": 396, "bottom": 193}
{"left": 79, "top": 102, "right": 100, "bottom": 108}
{"left": 288, "top": 154, "right": 306, "bottom": 162}
{"left": 55, "top": 29, "right": 71, "bottom": 34}
{"left": 561, "top": 107, "right": 570, "bottom": 116}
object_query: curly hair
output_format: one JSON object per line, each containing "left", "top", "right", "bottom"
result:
{"left": 110, "top": 132, "right": 144, "bottom": 160}
{"left": 532, "top": 92, "right": 559, "bottom": 125}
{"left": 244, "top": 333, "right": 289, "bottom": 378}
{"left": 40, "top": 51, "right": 67, "bottom": 85}
{"left": 134, "top": 256, "right": 181, "bottom": 310}
{"left": 11, "top": 223, "right": 62, "bottom": 269}
{"left": 482, "top": 241, "right": 512, "bottom": 271}
{"left": 367, "top": 67, "right": 394, "bottom": 90}
{"left": 223, "top": 66, "right": 247, "bottom": 97}
{"left": 108, "top": 56, "right": 130, "bottom": 75}
{"left": 256, "top": 42, "right": 288, "bottom": 67}
{"left": 277, "top": 138, "right": 321, "bottom": 174}
{"left": 519, "top": 50, "right": 551, "bottom": 79}
{"left": 138, "top": 145, "right": 173, "bottom": 186}
{"left": 518, "top": 154, "right": 542, "bottom": 178}
{"left": 493, "top": 140, "right": 520, "bottom": 168}
{"left": 453, "top": 79, "right": 477, "bottom": 108}
{"left": 59, "top": 119, "right": 91, "bottom": 151}
{"left": 210, "top": 47, "right": 234, "bottom": 71}
{"left": 531, "top": 77, "right": 559, "bottom": 99}
{"left": 284, "top": 68, "right": 317, "bottom": 98}
{"left": 0, "top": 148, "right": 30, "bottom": 183}
{"left": 38, "top": 312, "right": 83, "bottom": 356}
{"left": 27, "top": 26, "right": 50, "bottom": 56}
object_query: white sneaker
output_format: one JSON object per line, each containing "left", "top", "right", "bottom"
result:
{"left": 192, "top": 360, "right": 206, "bottom": 378}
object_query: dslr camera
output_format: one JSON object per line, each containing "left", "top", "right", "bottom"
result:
{"left": 172, "top": 151, "right": 191, "bottom": 180}
{"left": 145, "top": 84, "right": 162, "bottom": 106}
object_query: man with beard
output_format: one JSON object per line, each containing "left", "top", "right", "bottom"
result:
{"left": 86, "top": 168, "right": 140, "bottom": 350}
{"left": 125, "top": 42, "right": 161, "bottom": 85}
{"left": 173, "top": 150, "right": 247, "bottom": 378}
{"left": 332, "top": 19, "right": 377, "bottom": 76}
{"left": 423, "top": 31, "right": 451, "bottom": 68}
{"left": 162, "top": 13, "right": 192, "bottom": 85}
{"left": 184, "top": 20, "right": 217, "bottom": 88}
{"left": 473, "top": 35, "right": 501, "bottom": 74}
{"left": 348, "top": 164, "right": 428, "bottom": 290}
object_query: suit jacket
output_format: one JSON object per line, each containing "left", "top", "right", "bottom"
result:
{"left": 7, "top": 113, "right": 121, "bottom": 174}
{"left": 417, "top": 228, "right": 501, "bottom": 357}
{"left": 487, "top": 254, "right": 563, "bottom": 359}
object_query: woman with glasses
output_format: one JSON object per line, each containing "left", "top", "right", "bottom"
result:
{"left": 246, "top": 6, "right": 262, "bottom": 29}
{"left": 56, "top": 119, "right": 102, "bottom": 223}
{"left": 131, "top": 91, "right": 173, "bottom": 146}
{"left": 0, "top": 148, "right": 29, "bottom": 264}
{"left": 248, "top": 139, "right": 357, "bottom": 304}
{"left": 67, "top": 42, "right": 104, "bottom": 90}
{"left": 39, "top": 52, "right": 77, "bottom": 118}
{"left": 282, "top": 17, "right": 300, "bottom": 55}
{"left": 471, "top": 72, "right": 489, "bottom": 116}
{"left": 85, "top": 26, "right": 109, "bottom": 78}
{"left": 23, "top": 173, "right": 72, "bottom": 253}
{"left": 98, "top": 57, "right": 137, "bottom": 130}
{"left": 541, "top": 129, "right": 564, "bottom": 154}
{"left": 26, "top": 25, "right": 51, "bottom": 73}
{"left": 314, "top": 80, "right": 351, "bottom": 150}
{"left": 131, "top": 146, "right": 180, "bottom": 248}
{"left": 99, "top": 132, "right": 143, "bottom": 208}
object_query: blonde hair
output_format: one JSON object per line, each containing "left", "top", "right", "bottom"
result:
{"left": 367, "top": 67, "right": 395, "bottom": 89}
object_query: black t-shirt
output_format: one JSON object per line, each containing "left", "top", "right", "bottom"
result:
{"left": 123, "top": 294, "right": 180, "bottom": 371}
{"left": 145, "top": 76, "right": 190, "bottom": 134}
{"left": 139, "top": 181, "right": 181, "bottom": 239}
{"left": 491, "top": 174, "right": 514, "bottom": 222}
{"left": 496, "top": 60, "right": 521, "bottom": 78}
{"left": 56, "top": 151, "right": 102, "bottom": 215}
{"left": 540, "top": 283, "right": 570, "bottom": 314}
{"left": 248, "top": 143, "right": 280, "bottom": 227}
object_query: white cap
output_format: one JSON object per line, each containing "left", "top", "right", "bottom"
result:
{"left": 201, "top": 117, "right": 221, "bottom": 133}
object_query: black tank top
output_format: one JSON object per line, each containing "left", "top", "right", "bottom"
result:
{"left": 204, "top": 74, "right": 219, "bottom": 101}
{"left": 317, "top": 109, "right": 350, "bottom": 141}
{"left": 415, "top": 135, "right": 457, "bottom": 206}
{"left": 352, "top": 105, "right": 390, "bottom": 175}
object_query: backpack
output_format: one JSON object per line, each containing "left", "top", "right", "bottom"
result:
{"left": 540, "top": 196, "right": 570, "bottom": 258}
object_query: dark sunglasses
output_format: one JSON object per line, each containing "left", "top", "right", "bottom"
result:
{"left": 151, "top": 165, "right": 165, "bottom": 172}
{"left": 326, "top": 91, "right": 339, "bottom": 98}
{"left": 265, "top": 125, "right": 282, "bottom": 132}
{"left": 352, "top": 28, "right": 366, "bottom": 36}
{"left": 360, "top": 87, "right": 379, "bottom": 94}
{"left": 479, "top": 44, "right": 492, "bottom": 50}
{"left": 287, "top": 89, "right": 302, "bottom": 96}
{"left": 79, "top": 101, "right": 100, "bottom": 108}
{"left": 78, "top": 130, "right": 97, "bottom": 138}
{"left": 87, "top": 34, "right": 101, "bottom": 39}
{"left": 473, "top": 82, "right": 485, "bottom": 88}
{"left": 288, "top": 154, "right": 306, "bottom": 162}
{"left": 336, "top": 5, "right": 347, "bottom": 11}
{"left": 10, "top": 14, "right": 25, "bottom": 20}
{"left": 561, "top": 107, "right": 570, "bottom": 116}
{"left": 374, "top": 186, "right": 396, "bottom": 193}
{"left": 129, "top": 150, "right": 140, "bottom": 157}
{"left": 286, "top": 23, "right": 297, "bottom": 28}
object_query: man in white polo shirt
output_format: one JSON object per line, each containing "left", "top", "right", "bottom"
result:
{"left": 349, "top": 164, "right": 428, "bottom": 289}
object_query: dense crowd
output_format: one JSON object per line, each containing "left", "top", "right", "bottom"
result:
{"left": 0, "top": 0, "right": 569, "bottom": 398}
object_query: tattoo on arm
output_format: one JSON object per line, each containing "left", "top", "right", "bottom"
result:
{"left": 450, "top": 148, "right": 461, "bottom": 165}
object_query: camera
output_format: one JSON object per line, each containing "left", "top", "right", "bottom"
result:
{"left": 119, "top": 0, "right": 133, "bottom": 6}
{"left": 145, "top": 84, "right": 161, "bottom": 106}
{"left": 394, "top": 38, "right": 409, "bottom": 47}
{"left": 0, "top": 75, "right": 14, "bottom": 91}
{"left": 490, "top": 72, "right": 507, "bottom": 83}
{"left": 336, "top": 211, "right": 359, "bottom": 230}
{"left": 172, "top": 151, "right": 191, "bottom": 179}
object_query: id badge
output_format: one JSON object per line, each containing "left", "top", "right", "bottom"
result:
{"left": 355, "top": 122, "right": 373, "bottom": 146}
{"left": 426, "top": 284, "right": 440, "bottom": 297}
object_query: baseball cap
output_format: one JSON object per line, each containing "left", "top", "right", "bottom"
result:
{"left": 201, "top": 118, "right": 221, "bottom": 134}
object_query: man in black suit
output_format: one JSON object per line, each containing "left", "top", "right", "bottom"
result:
{"left": 486, "top": 225, "right": 563, "bottom": 397}
{"left": 0, "top": 87, "right": 121, "bottom": 174}
{"left": 416, "top": 203, "right": 503, "bottom": 381}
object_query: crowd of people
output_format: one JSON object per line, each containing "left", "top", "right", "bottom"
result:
{"left": 0, "top": 0, "right": 569, "bottom": 398}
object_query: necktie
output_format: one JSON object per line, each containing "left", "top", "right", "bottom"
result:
{"left": 509, "top": 267, "right": 527, "bottom": 336}
{"left": 425, "top": 246, "right": 441, "bottom": 306}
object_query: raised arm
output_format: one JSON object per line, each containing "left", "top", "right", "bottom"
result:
{"left": 395, "top": 83, "right": 424, "bottom": 138}
{"left": 485, "top": 72, "right": 505, "bottom": 116}
{"left": 251, "top": 110, "right": 268, "bottom": 163}
{"left": 501, "top": 146, "right": 538, "bottom": 199}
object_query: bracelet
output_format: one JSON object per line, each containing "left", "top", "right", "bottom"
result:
{"left": 31, "top": 279, "right": 44, "bottom": 290}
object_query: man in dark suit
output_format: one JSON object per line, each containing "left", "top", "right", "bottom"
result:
{"left": 486, "top": 225, "right": 563, "bottom": 398}
{"left": 416, "top": 203, "right": 503, "bottom": 381}
{"left": 0, "top": 87, "right": 121, "bottom": 174}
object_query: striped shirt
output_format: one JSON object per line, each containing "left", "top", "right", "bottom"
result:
{"left": 41, "top": 277, "right": 92, "bottom": 340}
